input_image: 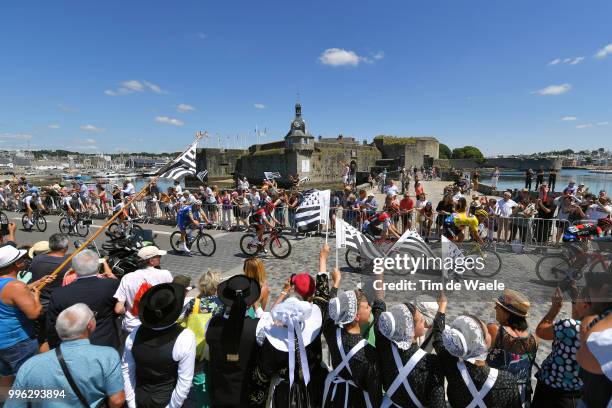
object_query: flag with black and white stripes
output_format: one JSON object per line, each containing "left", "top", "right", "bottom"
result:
{"left": 335, "top": 218, "right": 383, "bottom": 262}
{"left": 157, "top": 140, "right": 198, "bottom": 180}
{"left": 295, "top": 189, "right": 330, "bottom": 232}
{"left": 386, "top": 229, "right": 435, "bottom": 258}
{"left": 196, "top": 170, "right": 208, "bottom": 182}
{"left": 264, "top": 171, "right": 281, "bottom": 180}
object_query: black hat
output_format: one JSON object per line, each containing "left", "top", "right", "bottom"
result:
{"left": 138, "top": 283, "right": 185, "bottom": 329}
{"left": 217, "top": 275, "right": 261, "bottom": 307}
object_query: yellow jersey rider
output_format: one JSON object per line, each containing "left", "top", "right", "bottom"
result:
{"left": 443, "top": 197, "right": 487, "bottom": 244}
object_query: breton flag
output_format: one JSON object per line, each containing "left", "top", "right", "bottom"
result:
{"left": 336, "top": 218, "right": 383, "bottom": 263}
{"left": 264, "top": 171, "right": 281, "bottom": 180}
{"left": 196, "top": 170, "right": 208, "bottom": 182}
{"left": 387, "top": 229, "right": 436, "bottom": 259}
{"left": 299, "top": 176, "right": 311, "bottom": 184}
{"left": 295, "top": 189, "right": 330, "bottom": 232}
{"left": 157, "top": 140, "right": 198, "bottom": 180}
{"left": 441, "top": 235, "right": 464, "bottom": 279}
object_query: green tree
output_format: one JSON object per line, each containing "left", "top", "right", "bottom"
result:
{"left": 585, "top": 157, "right": 593, "bottom": 164}
{"left": 452, "top": 146, "right": 484, "bottom": 160}
{"left": 439, "top": 143, "right": 452, "bottom": 159}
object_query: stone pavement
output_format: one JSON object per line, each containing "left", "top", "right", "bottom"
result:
{"left": 11, "top": 210, "right": 574, "bottom": 371}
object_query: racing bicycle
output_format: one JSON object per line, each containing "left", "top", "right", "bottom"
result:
{"left": 535, "top": 242, "right": 610, "bottom": 284}
{"left": 240, "top": 225, "right": 292, "bottom": 259}
{"left": 169, "top": 224, "right": 217, "bottom": 256}
{"left": 59, "top": 211, "right": 92, "bottom": 237}
{"left": 21, "top": 210, "right": 47, "bottom": 232}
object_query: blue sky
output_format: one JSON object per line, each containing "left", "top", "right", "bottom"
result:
{"left": 1, "top": 0, "right": 611, "bottom": 155}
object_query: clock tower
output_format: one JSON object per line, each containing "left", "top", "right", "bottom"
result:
{"left": 285, "top": 102, "right": 314, "bottom": 150}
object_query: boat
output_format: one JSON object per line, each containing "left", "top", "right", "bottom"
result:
{"left": 589, "top": 169, "right": 612, "bottom": 174}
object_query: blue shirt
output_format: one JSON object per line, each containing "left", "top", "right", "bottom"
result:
{"left": 0, "top": 277, "right": 34, "bottom": 349}
{"left": 6, "top": 339, "right": 123, "bottom": 408}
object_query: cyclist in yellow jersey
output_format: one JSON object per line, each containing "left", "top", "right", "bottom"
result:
{"left": 443, "top": 197, "right": 487, "bottom": 244}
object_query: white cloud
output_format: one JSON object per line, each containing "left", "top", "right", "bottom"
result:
{"left": 569, "top": 56, "right": 585, "bottom": 65}
{"left": 155, "top": 116, "right": 184, "bottom": 126}
{"left": 57, "top": 104, "right": 72, "bottom": 112}
{"left": 597, "top": 121, "right": 609, "bottom": 126}
{"left": 319, "top": 48, "right": 361, "bottom": 66}
{"left": 0, "top": 132, "right": 33, "bottom": 140}
{"left": 576, "top": 123, "right": 594, "bottom": 129}
{"left": 561, "top": 116, "right": 577, "bottom": 121}
{"left": 532, "top": 83, "right": 571, "bottom": 96}
{"left": 80, "top": 124, "right": 104, "bottom": 133}
{"left": 123, "top": 80, "right": 144, "bottom": 92}
{"left": 177, "top": 103, "right": 195, "bottom": 113}
{"left": 254, "top": 103, "right": 266, "bottom": 109}
{"left": 548, "top": 56, "right": 584, "bottom": 66}
{"left": 595, "top": 43, "right": 612, "bottom": 59}
{"left": 48, "top": 124, "right": 60, "bottom": 129}
{"left": 105, "top": 80, "right": 165, "bottom": 96}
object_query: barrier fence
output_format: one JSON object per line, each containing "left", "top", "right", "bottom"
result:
{"left": 3, "top": 192, "right": 609, "bottom": 248}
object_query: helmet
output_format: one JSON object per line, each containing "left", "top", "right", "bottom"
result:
{"left": 28, "top": 187, "right": 39, "bottom": 194}
{"left": 193, "top": 200, "right": 202, "bottom": 206}
{"left": 71, "top": 193, "right": 79, "bottom": 199}
{"left": 475, "top": 209, "right": 489, "bottom": 218}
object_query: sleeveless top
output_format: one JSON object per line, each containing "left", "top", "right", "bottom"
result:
{"left": 580, "top": 308, "right": 612, "bottom": 408}
{"left": 486, "top": 326, "right": 538, "bottom": 407}
{"left": 0, "top": 277, "right": 34, "bottom": 349}
{"left": 132, "top": 324, "right": 183, "bottom": 408}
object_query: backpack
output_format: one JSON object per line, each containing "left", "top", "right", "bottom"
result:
{"left": 131, "top": 281, "right": 153, "bottom": 316}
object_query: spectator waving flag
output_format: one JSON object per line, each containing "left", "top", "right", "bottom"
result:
{"left": 387, "top": 229, "right": 436, "bottom": 258}
{"left": 264, "top": 171, "right": 281, "bottom": 180}
{"left": 295, "top": 189, "right": 330, "bottom": 232}
{"left": 196, "top": 170, "right": 208, "bottom": 182}
{"left": 336, "top": 218, "right": 383, "bottom": 262}
{"left": 157, "top": 140, "right": 198, "bottom": 180}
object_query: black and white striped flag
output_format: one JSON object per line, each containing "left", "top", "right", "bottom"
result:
{"left": 295, "top": 189, "right": 330, "bottom": 232}
{"left": 264, "top": 171, "right": 281, "bottom": 180}
{"left": 299, "top": 176, "right": 311, "bottom": 184}
{"left": 386, "top": 229, "right": 435, "bottom": 258}
{"left": 157, "top": 140, "right": 198, "bottom": 180}
{"left": 196, "top": 170, "right": 208, "bottom": 182}
{"left": 335, "top": 218, "right": 383, "bottom": 262}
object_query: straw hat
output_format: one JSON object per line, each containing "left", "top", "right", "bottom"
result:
{"left": 495, "top": 289, "right": 530, "bottom": 317}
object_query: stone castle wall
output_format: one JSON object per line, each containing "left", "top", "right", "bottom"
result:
{"left": 196, "top": 148, "right": 247, "bottom": 178}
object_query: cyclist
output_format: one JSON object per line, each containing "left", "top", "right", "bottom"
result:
{"left": 23, "top": 188, "right": 45, "bottom": 228}
{"left": 63, "top": 192, "right": 83, "bottom": 229}
{"left": 364, "top": 209, "right": 402, "bottom": 240}
{"left": 251, "top": 201, "right": 281, "bottom": 250}
{"left": 443, "top": 197, "right": 486, "bottom": 244}
{"left": 176, "top": 200, "right": 210, "bottom": 253}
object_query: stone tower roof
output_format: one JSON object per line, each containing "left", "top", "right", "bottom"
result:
{"left": 285, "top": 103, "right": 313, "bottom": 139}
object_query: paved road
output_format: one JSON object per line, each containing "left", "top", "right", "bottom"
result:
{"left": 12, "top": 211, "right": 571, "bottom": 368}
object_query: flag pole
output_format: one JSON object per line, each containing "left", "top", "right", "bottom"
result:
{"left": 36, "top": 132, "right": 204, "bottom": 291}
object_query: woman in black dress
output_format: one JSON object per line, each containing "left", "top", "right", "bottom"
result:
{"left": 375, "top": 303, "right": 446, "bottom": 407}
{"left": 433, "top": 293, "right": 522, "bottom": 408}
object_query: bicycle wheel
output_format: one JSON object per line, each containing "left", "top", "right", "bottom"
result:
{"left": 536, "top": 255, "right": 572, "bottom": 284}
{"left": 59, "top": 217, "right": 71, "bottom": 234}
{"left": 35, "top": 215, "right": 47, "bottom": 232}
{"left": 471, "top": 249, "right": 502, "bottom": 278}
{"left": 76, "top": 221, "right": 89, "bottom": 237}
{"left": 0, "top": 211, "right": 8, "bottom": 225}
{"left": 170, "top": 231, "right": 183, "bottom": 252}
{"left": 21, "top": 214, "right": 32, "bottom": 231}
{"left": 240, "top": 234, "right": 260, "bottom": 256}
{"left": 269, "top": 235, "right": 291, "bottom": 259}
{"left": 345, "top": 248, "right": 361, "bottom": 270}
{"left": 197, "top": 233, "right": 217, "bottom": 257}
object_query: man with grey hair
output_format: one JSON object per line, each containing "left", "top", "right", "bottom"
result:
{"left": 46, "top": 250, "right": 121, "bottom": 349}
{"left": 29, "top": 233, "right": 71, "bottom": 349}
{"left": 8, "top": 303, "right": 125, "bottom": 408}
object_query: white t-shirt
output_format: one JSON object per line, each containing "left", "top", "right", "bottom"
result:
{"left": 123, "top": 183, "right": 136, "bottom": 196}
{"left": 174, "top": 184, "right": 183, "bottom": 195}
{"left": 205, "top": 187, "right": 215, "bottom": 204}
{"left": 586, "top": 203, "right": 611, "bottom": 220}
{"left": 114, "top": 266, "right": 173, "bottom": 332}
{"left": 385, "top": 185, "right": 398, "bottom": 196}
{"left": 250, "top": 192, "right": 260, "bottom": 208}
{"left": 587, "top": 328, "right": 612, "bottom": 381}
{"left": 452, "top": 192, "right": 464, "bottom": 203}
{"left": 496, "top": 198, "right": 518, "bottom": 217}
